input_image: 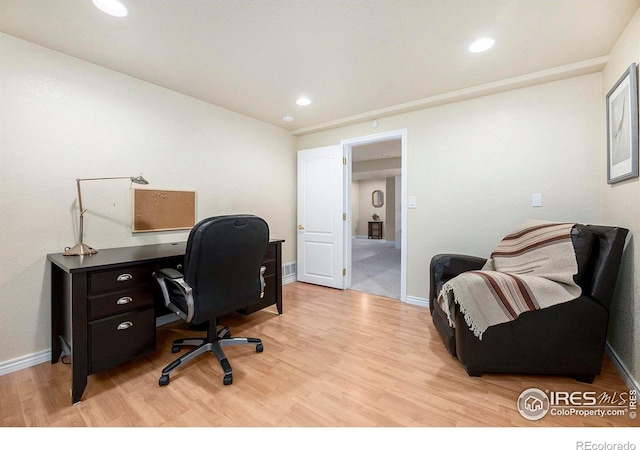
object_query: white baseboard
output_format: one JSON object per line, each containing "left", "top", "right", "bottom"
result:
{"left": 405, "top": 295, "right": 429, "bottom": 308}
{"left": 0, "top": 350, "right": 51, "bottom": 376}
{"left": 282, "top": 274, "right": 297, "bottom": 285}
{"left": 2, "top": 298, "right": 637, "bottom": 394}
{"left": 404, "top": 297, "right": 639, "bottom": 392}
{"left": 605, "top": 342, "right": 640, "bottom": 392}
{"left": 2, "top": 272, "right": 297, "bottom": 378}
{"left": 353, "top": 236, "right": 398, "bottom": 246}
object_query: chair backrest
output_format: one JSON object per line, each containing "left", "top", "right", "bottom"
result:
{"left": 578, "top": 225, "right": 629, "bottom": 310}
{"left": 183, "top": 215, "right": 269, "bottom": 324}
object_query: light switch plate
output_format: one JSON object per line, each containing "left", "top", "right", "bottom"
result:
{"left": 532, "top": 193, "right": 543, "bottom": 207}
{"left": 409, "top": 196, "right": 417, "bottom": 208}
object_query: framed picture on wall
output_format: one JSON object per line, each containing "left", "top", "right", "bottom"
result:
{"left": 606, "top": 62, "right": 638, "bottom": 184}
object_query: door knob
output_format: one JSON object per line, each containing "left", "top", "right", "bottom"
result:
{"left": 298, "top": 225, "right": 305, "bottom": 230}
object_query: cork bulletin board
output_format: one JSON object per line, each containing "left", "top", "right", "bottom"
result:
{"left": 133, "top": 189, "right": 196, "bottom": 232}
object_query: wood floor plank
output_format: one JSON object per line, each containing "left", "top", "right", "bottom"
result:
{"left": 1, "top": 281, "right": 637, "bottom": 431}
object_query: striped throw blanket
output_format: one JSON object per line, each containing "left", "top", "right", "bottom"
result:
{"left": 437, "top": 220, "right": 582, "bottom": 339}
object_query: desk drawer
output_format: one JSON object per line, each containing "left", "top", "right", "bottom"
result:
{"left": 89, "top": 308, "right": 155, "bottom": 374}
{"left": 89, "top": 265, "right": 155, "bottom": 294}
{"left": 89, "top": 286, "right": 154, "bottom": 320}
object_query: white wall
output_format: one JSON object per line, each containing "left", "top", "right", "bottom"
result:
{"left": 385, "top": 176, "right": 396, "bottom": 242}
{"left": 601, "top": 10, "right": 640, "bottom": 387}
{"left": 298, "top": 73, "right": 603, "bottom": 302}
{"left": 352, "top": 178, "right": 396, "bottom": 240}
{"left": 0, "top": 33, "right": 297, "bottom": 364}
{"left": 351, "top": 180, "right": 360, "bottom": 236}
{"left": 357, "top": 179, "right": 386, "bottom": 237}
{"left": 395, "top": 176, "right": 402, "bottom": 249}
{"left": 2, "top": 14, "right": 637, "bottom": 386}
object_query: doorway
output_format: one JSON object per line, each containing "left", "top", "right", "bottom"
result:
{"left": 343, "top": 129, "right": 407, "bottom": 302}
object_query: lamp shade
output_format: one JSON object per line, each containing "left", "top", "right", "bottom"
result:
{"left": 131, "top": 175, "right": 149, "bottom": 185}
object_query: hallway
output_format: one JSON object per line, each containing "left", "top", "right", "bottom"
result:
{"left": 350, "top": 238, "right": 401, "bottom": 299}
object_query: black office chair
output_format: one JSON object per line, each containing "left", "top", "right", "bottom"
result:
{"left": 153, "top": 215, "right": 270, "bottom": 387}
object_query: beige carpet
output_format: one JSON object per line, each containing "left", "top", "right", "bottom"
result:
{"left": 350, "top": 238, "right": 401, "bottom": 299}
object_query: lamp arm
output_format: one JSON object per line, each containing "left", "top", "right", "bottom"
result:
{"left": 65, "top": 174, "right": 148, "bottom": 256}
{"left": 76, "top": 179, "right": 85, "bottom": 215}
{"left": 75, "top": 175, "right": 147, "bottom": 209}
{"left": 76, "top": 176, "right": 138, "bottom": 182}
{"left": 76, "top": 179, "right": 85, "bottom": 244}
{"left": 74, "top": 176, "right": 145, "bottom": 245}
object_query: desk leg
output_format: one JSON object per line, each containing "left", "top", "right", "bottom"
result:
{"left": 50, "top": 264, "right": 63, "bottom": 363}
{"left": 275, "top": 275, "right": 283, "bottom": 314}
{"left": 71, "top": 368, "right": 88, "bottom": 405}
{"left": 275, "top": 242, "right": 283, "bottom": 314}
{"left": 70, "top": 272, "right": 89, "bottom": 405}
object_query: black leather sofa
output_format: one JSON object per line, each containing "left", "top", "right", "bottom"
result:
{"left": 429, "top": 224, "right": 629, "bottom": 383}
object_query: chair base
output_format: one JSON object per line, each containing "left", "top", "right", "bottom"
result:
{"left": 159, "top": 323, "right": 263, "bottom": 387}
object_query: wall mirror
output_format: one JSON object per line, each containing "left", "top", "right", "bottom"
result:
{"left": 372, "top": 190, "right": 384, "bottom": 208}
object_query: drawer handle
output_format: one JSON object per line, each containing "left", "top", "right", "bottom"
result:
{"left": 116, "top": 273, "right": 133, "bottom": 282}
{"left": 116, "top": 296, "right": 133, "bottom": 305}
{"left": 117, "top": 321, "right": 133, "bottom": 330}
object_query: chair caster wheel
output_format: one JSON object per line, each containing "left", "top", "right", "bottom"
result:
{"left": 256, "top": 343, "right": 263, "bottom": 353}
{"left": 223, "top": 374, "right": 233, "bottom": 385}
{"left": 171, "top": 345, "right": 180, "bottom": 353}
{"left": 159, "top": 375, "right": 170, "bottom": 386}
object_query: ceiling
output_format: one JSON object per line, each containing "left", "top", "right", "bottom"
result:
{"left": 1, "top": 0, "right": 638, "bottom": 135}
{"left": 352, "top": 140, "right": 401, "bottom": 162}
{"left": 352, "top": 139, "right": 402, "bottom": 180}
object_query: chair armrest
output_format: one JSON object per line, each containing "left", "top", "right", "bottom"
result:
{"left": 429, "top": 254, "right": 487, "bottom": 308}
{"left": 153, "top": 268, "right": 194, "bottom": 322}
{"left": 154, "top": 267, "right": 184, "bottom": 279}
{"left": 260, "top": 266, "right": 266, "bottom": 298}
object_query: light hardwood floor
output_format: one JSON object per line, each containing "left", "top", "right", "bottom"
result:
{"left": 1, "top": 282, "right": 637, "bottom": 429}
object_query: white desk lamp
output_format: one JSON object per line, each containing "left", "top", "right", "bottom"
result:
{"left": 63, "top": 175, "right": 149, "bottom": 256}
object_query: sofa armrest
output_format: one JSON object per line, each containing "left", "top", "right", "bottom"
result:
{"left": 429, "top": 254, "right": 486, "bottom": 311}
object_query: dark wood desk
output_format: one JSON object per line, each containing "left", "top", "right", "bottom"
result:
{"left": 48, "top": 240, "right": 284, "bottom": 404}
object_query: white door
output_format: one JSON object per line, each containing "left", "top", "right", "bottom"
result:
{"left": 297, "top": 145, "right": 345, "bottom": 289}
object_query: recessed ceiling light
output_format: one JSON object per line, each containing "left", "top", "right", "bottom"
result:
{"left": 469, "top": 38, "right": 495, "bottom": 53}
{"left": 282, "top": 115, "right": 295, "bottom": 122}
{"left": 92, "top": 0, "right": 128, "bottom": 17}
{"left": 295, "top": 97, "right": 311, "bottom": 106}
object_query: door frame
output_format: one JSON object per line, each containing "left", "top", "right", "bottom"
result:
{"left": 341, "top": 129, "right": 407, "bottom": 302}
